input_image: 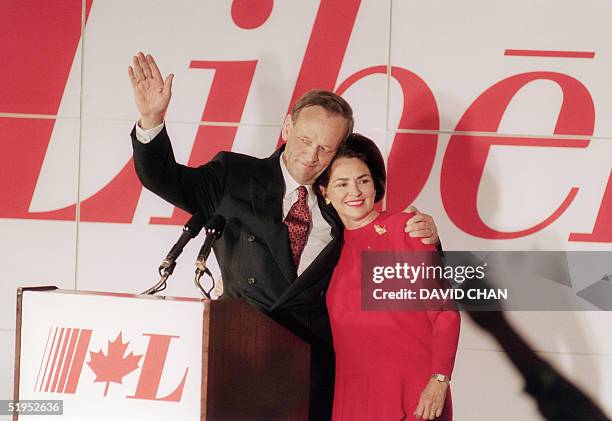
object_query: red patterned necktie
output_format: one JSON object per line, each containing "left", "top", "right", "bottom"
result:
{"left": 284, "top": 186, "right": 311, "bottom": 269}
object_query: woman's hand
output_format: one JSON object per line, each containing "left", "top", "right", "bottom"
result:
{"left": 414, "top": 378, "right": 449, "bottom": 419}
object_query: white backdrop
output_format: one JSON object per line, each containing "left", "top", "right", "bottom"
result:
{"left": 1, "top": 0, "right": 611, "bottom": 419}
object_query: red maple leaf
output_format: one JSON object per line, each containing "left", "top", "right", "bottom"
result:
{"left": 87, "top": 332, "right": 142, "bottom": 396}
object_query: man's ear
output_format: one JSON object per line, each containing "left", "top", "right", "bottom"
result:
{"left": 281, "top": 114, "right": 293, "bottom": 142}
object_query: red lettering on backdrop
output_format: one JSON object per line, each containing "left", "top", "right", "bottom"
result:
{"left": 1, "top": 0, "right": 359, "bottom": 224}
{"left": 441, "top": 72, "right": 594, "bottom": 239}
{"left": 1, "top": 2, "right": 257, "bottom": 224}
{"left": 336, "top": 67, "right": 439, "bottom": 212}
{"left": 84, "top": 61, "right": 256, "bottom": 223}
{"left": 231, "top": 0, "right": 274, "bottom": 29}
{"left": 2, "top": 60, "right": 256, "bottom": 224}
{"left": 276, "top": 0, "right": 361, "bottom": 147}
{"left": 0, "top": 0, "right": 92, "bottom": 220}
{"left": 569, "top": 170, "right": 612, "bottom": 242}
{"left": 158, "top": 0, "right": 360, "bottom": 222}
{"left": 3, "top": 0, "right": 606, "bottom": 243}
{"left": 275, "top": 0, "right": 437, "bottom": 211}
{"left": 150, "top": 61, "right": 258, "bottom": 225}
{"left": 127, "top": 334, "right": 188, "bottom": 402}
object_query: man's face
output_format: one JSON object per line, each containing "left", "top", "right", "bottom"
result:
{"left": 281, "top": 105, "right": 348, "bottom": 185}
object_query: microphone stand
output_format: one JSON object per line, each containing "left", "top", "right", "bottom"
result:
{"left": 193, "top": 215, "right": 225, "bottom": 299}
{"left": 142, "top": 261, "right": 176, "bottom": 295}
{"left": 194, "top": 265, "right": 215, "bottom": 299}
{"left": 141, "top": 214, "right": 205, "bottom": 295}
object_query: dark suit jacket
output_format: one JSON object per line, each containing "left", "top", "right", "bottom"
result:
{"left": 132, "top": 126, "right": 343, "bottom": 420}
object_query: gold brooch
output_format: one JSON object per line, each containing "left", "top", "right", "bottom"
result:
{"left": 374, "top": 224, "right": 387, "bottom": 235}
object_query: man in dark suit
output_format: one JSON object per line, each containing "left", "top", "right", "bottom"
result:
{"left": 129, "top": 52, "right": 440, "bottom": 420}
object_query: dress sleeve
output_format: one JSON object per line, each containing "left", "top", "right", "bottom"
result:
{"left": 131, "top": 124, "right": 227, "bottom": 220}
{"left": 427, "top": 304, "right": 461, "bottom": 377}
{"left": 391, "top": 212, "right": 461, "bottom": 378}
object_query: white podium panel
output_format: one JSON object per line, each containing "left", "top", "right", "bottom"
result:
{"left": 16, "top": 289, "right": 204, "bottom": 421}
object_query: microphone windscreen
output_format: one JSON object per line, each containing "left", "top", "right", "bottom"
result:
{"left": 185, "top": 213, "right": 207, "bottom": 237}
{"left": 205, "top": 214, "right": 226, "bottom": 237}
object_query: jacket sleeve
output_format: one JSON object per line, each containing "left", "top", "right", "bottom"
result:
{"left": 131, "top": 124, "right": 228, "bottom": 220}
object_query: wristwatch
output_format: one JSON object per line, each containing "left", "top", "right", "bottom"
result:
{"left": 431, "top": 373, "right": 450, "bottom": 384}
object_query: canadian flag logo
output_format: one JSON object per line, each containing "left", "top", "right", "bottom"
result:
{"left": 35, "top": 327, "right": 188, "bottom": 402}
{"left": 87, "top": 333, "right": 142, "bottom": 397}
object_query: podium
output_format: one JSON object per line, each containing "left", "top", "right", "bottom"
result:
{"left": 14, "top": 287, "right": 310, "bottom": 420}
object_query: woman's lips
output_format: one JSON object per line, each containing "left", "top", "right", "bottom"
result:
{"left": 345, "top": 199, "right": 365, "bottom": 207}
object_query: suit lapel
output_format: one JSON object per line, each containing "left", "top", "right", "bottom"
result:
{"left": 251, "top": 150, "right": 297, "bottom": 284}
{"left": 271, "top": 197, "right": 344, "bottom": 310}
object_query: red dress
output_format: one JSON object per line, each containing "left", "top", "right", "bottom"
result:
{"left": 327, "top": 212, "right": 460, "bottom": 421}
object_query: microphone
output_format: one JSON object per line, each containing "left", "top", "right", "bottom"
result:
{"left": 195, "top": 215, "right": 226, "bottom": 273}
{"left": 160, "top": 213, "right": 207, "bottom": 272}
{"left": 142, "top": 213, "right": 206, "bottom": 295}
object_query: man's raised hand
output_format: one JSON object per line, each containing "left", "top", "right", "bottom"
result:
{"left": 128, "top": 52, "right": 174, "bottom": 129}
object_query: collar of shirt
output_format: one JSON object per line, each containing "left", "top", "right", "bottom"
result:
{"left": 279, "top": 152, "right": 318, "bottom": 209}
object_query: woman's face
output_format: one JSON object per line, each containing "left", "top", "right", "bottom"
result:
{"left": 320, "top": 157, "right": 378, "bottom": 230}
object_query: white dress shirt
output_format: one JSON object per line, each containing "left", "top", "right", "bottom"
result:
{"left": 278, "top": 153, "right": 333, "bottom": 275}
{"left": 135, "top": 120, "right": 164, "bottom": 143}
{"left": 135, "top": 121, "right": 333, "bottom": 276}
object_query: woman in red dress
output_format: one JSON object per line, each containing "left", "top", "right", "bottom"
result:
{"left": 316, "top": 134, "right": 460, "bottom": 420}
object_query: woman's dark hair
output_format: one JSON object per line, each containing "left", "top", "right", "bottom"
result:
{"left": 315, "top": 133, "right": 386, "bottom": 202}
